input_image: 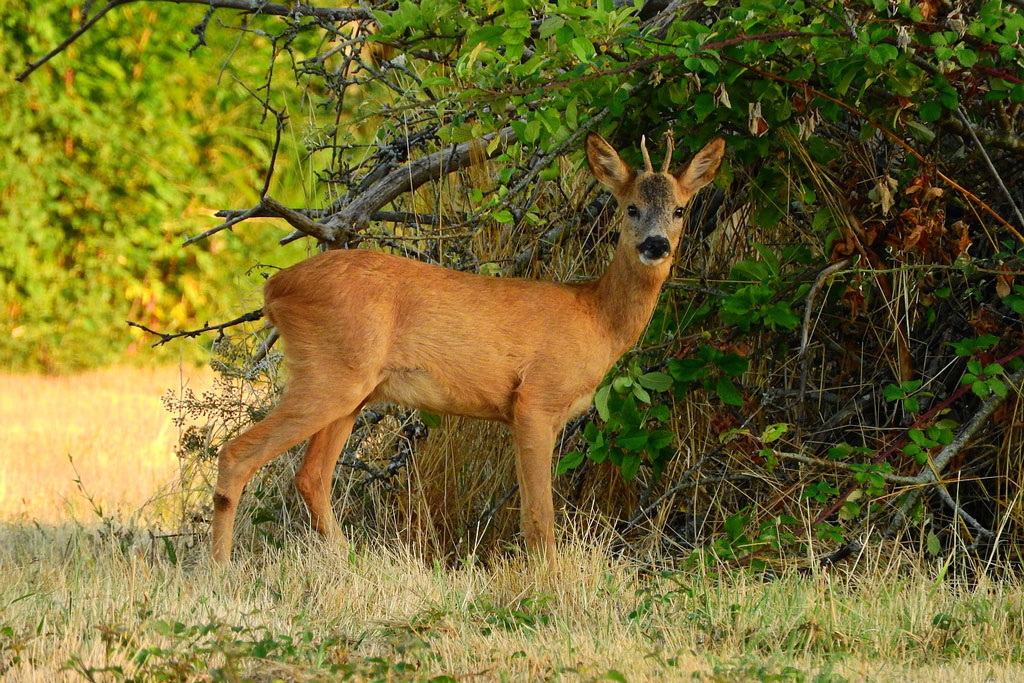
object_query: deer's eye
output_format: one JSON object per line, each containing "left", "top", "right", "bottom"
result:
{"left": 627, "top": 205, "right": 639, "bottom": 217}
{"left": 674, "top": 207, "right": 684, "bottom": 219}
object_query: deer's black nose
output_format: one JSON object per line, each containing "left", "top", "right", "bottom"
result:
{"left": 637, "top": 235, "right": 671, "bottom": 261}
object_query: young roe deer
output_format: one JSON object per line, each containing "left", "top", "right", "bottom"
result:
{"left": 211, "top": 132, "right": 725, "bottom": 564}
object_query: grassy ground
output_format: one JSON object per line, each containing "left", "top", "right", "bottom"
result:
{"left": 2, "top": 367, "right": 1023, "bottom": 681}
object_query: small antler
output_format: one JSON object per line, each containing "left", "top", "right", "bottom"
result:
{"left": 640, "top": 135, "right": 653, "bottom": 173}
{"left": 661, "top": 130, "right": 674, "bottom": 173}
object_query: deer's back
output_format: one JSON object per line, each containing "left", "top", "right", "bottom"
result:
{"left": 263, "top": 249, "right": 610, "bottom": 421}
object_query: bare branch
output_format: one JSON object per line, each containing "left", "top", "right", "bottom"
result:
{"left": 127, "top": 308, "right": 264, "bottom": 347}
{"left": 883, "top": 365, "right": 1024, "bottom": 540}
{"left": 318, "top": 127, "right": 518, "bottom": 244}
{"left": 16, "top": 0, "right": 127, "bottom": 82}
{"left": 17, "top": 1, "right": 375, "bottom": 82}
{"left": 183, "top": 205, "right": 261, "bottom": 246}
{"left": 262, "top": 196, "right": 340, "bottom": 242}
{"left": 154, "top": 0, "right": 374, "bottom": 22}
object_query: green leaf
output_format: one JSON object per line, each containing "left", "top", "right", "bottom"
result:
{"left": 594, "top": 384, "right": 612, "bottom": 421}
{"left": 724, "top": 513, "right": 746, "bottom": 542}
{"left": 650, "top": 404, "right": 671, "bottom": 422}
{"left": 621, "top": 453, "right": 641, "bottom": 481}
{"left": 492, "top": 209, "right": 515, "bottom": 223}
{"left": 693, "top": 92, "right": 715, "bottom": 122}
{"left": 883, "top": 384, "right": 904, "bottom": 402}
{"left": 926, "top": 530, "right": 941, "bottom": 556}
{"left": 955, "top": 47, "right": 978, "bottom": 67}
{"left": 919, "top": 101, "right": 942, "bottom": 122}
{"left": 648, "top": 429, "right": 674, "bottom": 450}
{"left": 632, "top": 384, "right": 652, "bottom": 404}
{"left": 555, "top": 450, "right": 584, "bottom": 475}
{"left": 715, "top": 353, "right": 749, "bottom": 377}
{"left": 972, "top": 380, "right": 990, "bottom": 398}
{"left": 612, "top": 376, "right": 633, "bottom": 393}
{"left": 566, "top": 99, "right": 578, "bottom": 130}
{"left": 868, "top": 43, "right": 899, "bottom": 65}
{"left": 523, "top": 119, "right": 541, "bottom": 144}
{"left": 570, "top": 36, "right": 594, "bottom": 62}
{"left": 617, "top": 429, "right": 649, "bottom": 452}
{"left": 419, "top": 411, "right": 443, "bottom": 428}
{"left": 667, "top": 358, "right": 705, "bottom": 383}
{"left": 538, "top": 15, "right": 564, "bottom": 38}
{"left": 716, "top": 377, "right": 743, "bottom": 407}
{"left": 637, "top": 372, "right": 673, "bottom": 392}
{"left": 761, "top": 423, "right": 789, "bottom": 444}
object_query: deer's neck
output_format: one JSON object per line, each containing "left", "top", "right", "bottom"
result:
{"left": 588, "top": 244, "right": 671, "bottom": 357}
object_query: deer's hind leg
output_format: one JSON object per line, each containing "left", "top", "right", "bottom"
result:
{"left": 294, "top": 413, "right": 357, "bottom": 540}
{"left": 211, "top": 382, "right": 368, "bottom": 564}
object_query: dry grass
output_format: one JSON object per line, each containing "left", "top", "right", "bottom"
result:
{"left": 2, "top": 527, "right": 1024, "bottom": 681}
{"left": 0, "top": 366, "right": 212, "bottom": 524}
{"left": 1, "top": 367, "right": 1024, "bottom": 681}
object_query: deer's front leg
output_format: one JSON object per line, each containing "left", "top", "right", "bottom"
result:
{"left": 511, "top": 415, "right": 559, "bottom": 561}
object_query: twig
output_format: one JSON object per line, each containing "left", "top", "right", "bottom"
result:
{"left": 16, "top": 0, "right": 127, "bottom": 82}
{"left": 319, "top": 127, "right": 517, "bottom": 243}
{"left": 16, "top": 0, "right": 374, "bottom": 82}
{"left": 799, "top": 258, "right": 852, "bottom": 359}
{"left": 774, "top": 451, "right": 920, "bottom": 485}
{"left": 250, "top": 328, "right": 279, "bottom": 365}
{"left": 183, "top": 205, "right": 261, "bottom": 246}
{"left": 263, "top": 196, "right": 342, "bottom": 242}
{"left": 127, "top": 308, "right": 264, "bottom": 346}
{"left": 798, "top": 257, "right": 852, "bottom": 410}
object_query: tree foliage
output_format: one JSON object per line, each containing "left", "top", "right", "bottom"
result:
{"left": 0, "top": 4, "right": 308, "bottom": 369}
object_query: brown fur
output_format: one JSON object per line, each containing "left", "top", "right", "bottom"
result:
{"left": 210, "top": 134, "right": 725, "bottom": 564}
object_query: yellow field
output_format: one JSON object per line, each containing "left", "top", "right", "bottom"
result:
{"left": 0, "top": 366, "right": 212, "bottom": 523}
{"left": 1, "top": 367, "right": 1023, "bottom": 681}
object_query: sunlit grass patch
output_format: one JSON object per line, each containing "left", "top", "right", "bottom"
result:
{"left": 0, "top": 366, "right": 211, "bottom": 524}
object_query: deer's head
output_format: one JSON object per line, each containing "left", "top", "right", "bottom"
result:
{"left": 586, "top": 133, "right": 725, "bottom": 267}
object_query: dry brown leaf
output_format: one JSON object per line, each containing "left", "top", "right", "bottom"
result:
{"left": 918, "top": 0, "right": 940, "bottom": 21}
{"left": 996, "top": 264, "right": 1015, "bottom": 298}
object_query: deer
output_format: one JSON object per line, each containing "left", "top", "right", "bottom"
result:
{"left": 210, "top": 132, "right": 725, "bottom": 565}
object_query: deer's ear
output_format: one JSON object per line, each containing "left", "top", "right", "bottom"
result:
{"left": 676, "top": 138, "right": 725, "bottom": 193}
{"left": 586, "top": 133, "right": 633, "bottom": 194}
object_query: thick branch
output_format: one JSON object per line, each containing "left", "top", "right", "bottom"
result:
{"left": 319, "top": 127, "right": 517, "bottom": 244}
{"left": 262, "top": 196, "right": 340, "bottom": 242}
{"left": 940, "top": 115, "right": 1024, "bottom": 159}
